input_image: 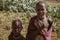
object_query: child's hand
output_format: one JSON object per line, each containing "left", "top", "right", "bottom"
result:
{"left": 40, "top": 28, "right": 47, "bottom": 35}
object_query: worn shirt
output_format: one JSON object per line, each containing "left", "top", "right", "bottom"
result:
{"left": 26, "top": 16, "right": 52, "bottom": 40}
{"left": 8, "top": 32, "right": 25, "bottom": 40}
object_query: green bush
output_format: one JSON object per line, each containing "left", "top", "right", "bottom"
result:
{"left": 1, "top": 0, "right": 37, "bottom": 12}
{"left": 0, "top": 0, "right": 60, "bottom": 32}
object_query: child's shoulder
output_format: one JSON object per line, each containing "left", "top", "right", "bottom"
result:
{"left": 47, "top": 18, "right": 53, "bottom": 23}
{"left": 47, "top": 18, "right": 53, "bottom": 30}
{"left": 8, "top": 32, "right": 13, "bottom": 39}
{"left": 30, "top": 16, "right": 37, "bottom": 20}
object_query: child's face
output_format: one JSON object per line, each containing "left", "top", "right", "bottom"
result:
{"left": 36, "top": 3, "right": 47, "bottom": 19}
{"left": 12, "top": 21, "right": 22, "bottom": 36}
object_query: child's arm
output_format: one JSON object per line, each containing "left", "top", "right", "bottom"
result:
{"left": 47, "top": 18, "right": 53, "bottom": 31}
{"left": 40, "top": 18, "right": 53, "bottom": 35}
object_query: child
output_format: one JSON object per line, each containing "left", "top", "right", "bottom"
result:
{"left": 8, "top": 19, "right": 25, "bottom": 40}
{"left": 26, "top": 1, "right": 53, "bottom": 40}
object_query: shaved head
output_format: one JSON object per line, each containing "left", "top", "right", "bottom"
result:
{"left": 12, "top": 19, "right": 23, "bottom": 36}
{"left": 12, "top": 19, "right": 22, "bottom": 27}
{"left": 36, "top": 1, "right": 46, "bottom": 9}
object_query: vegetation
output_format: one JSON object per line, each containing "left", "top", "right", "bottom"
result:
{"left": 0, "top": 0, "right": 60, "bottom": 40}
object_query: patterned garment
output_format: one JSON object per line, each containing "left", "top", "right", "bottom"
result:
{"left": 44, "top": 27, "right": 52, "bottom": 40}
{"left": 26, "top": 16, "right": 52, "bottom": 40}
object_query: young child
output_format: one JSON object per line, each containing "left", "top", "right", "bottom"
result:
{"left": 8, "top": 19, "right": 25, "bottom": 40}
{"left": 26, "top": 1, "right": 53, "bottom": 40}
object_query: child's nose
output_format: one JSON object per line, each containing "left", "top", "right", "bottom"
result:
{"left": 40, "top": 11, "right": 43, "bottom": 13}
{"left": 16, "top": 29, "right": 19, "bottom": 32}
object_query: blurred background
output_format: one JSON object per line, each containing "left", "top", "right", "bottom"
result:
{"left": 0, "top": 0, "right": 60, "bottom": 40}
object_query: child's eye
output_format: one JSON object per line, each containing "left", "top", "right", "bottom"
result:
{"left": 41, "top": 9, "right": 44, "bottom": 11}
{"left": 36, "top": 10, "right": 40, "bottom": 12}
{"left": 14, "top": 27, "right": 17, "bottom": 29}
{"left": 18, "top": 27, "right": 21, "bottom": 28}
{"left": 39, "top": 8, "right": 44, "bottom": 11}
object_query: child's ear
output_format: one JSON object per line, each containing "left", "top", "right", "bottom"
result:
{"left": 11, "top": 26, "right": 13, "bottom": 29}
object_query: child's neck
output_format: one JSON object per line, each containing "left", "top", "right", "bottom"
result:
{"left": 37, "top": 16, "right": 46, "bottom": 20}
{"left": 12, "top": 32, "right": 20, "bottom": 37}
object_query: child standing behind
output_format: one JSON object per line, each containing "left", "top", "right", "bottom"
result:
{"left": 8, "top": 19, "right": 25, "bottom": 40}
{"left": 26, "top": 1, "right": 53, "bottom": 40}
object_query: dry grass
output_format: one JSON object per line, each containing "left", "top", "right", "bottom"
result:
{"left": 0, "top": 2, "right": 60, "bottom": 40}
{"left": 0, "top": 11, "right": 36, "bottom": 40}
{"left": 0, "top": 11, "right": 60, "bottom": 40}
{"left": 46, "top": 1, "right": 60, "bottom": 6}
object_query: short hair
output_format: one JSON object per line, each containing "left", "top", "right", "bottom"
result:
{"left": 12, "top": 19, "right": 22, "bottom": 27}
{"left": 36, "top": 1, "right": 47, "bottom": 10}
{"left": 36, "top": 1, "right": 45, "bottom": 5}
